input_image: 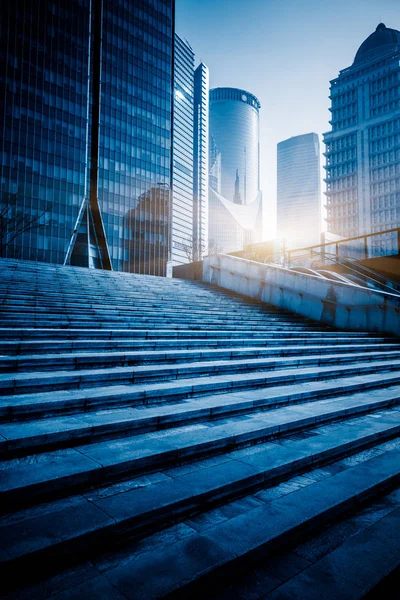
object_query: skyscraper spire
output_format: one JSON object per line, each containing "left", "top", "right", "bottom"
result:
{"left": 233, "top": 168, "right": 242, "bottom": 204}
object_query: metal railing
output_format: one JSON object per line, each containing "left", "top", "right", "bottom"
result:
{"left": 287, "top": 227, "right": 400, "bottom": 267}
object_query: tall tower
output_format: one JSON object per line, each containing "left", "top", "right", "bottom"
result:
{"left": 0, "top": 0, "right": 175, "bottom": 275}
{"left": 323, "top": 23, "right": 400, "bottom": 241}
{"left": 277, "top": 133, "right": 321, "bottom": 249}
{"left": 172, "top": 42, "right": 209, "bottom": 266}
{"left": 172, "top": 35, "right": 195, "bottom": 266}
{"left": 209, "top": 88, "right": 262, "bottom": 253}
{"left": 193, "top": 63, "right": 209, "bottom": 260}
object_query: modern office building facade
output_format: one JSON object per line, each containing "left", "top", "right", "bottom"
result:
{"left": 193, "top": 63, "right": 209, "bottom": 260}
{"left": 0, "top": 0, "right": 175, "bottom": 275}
{"left": 277, "top": 133, "right": 321, "bottom": 249}
{"left": 323, "top": 23, "right": 400, "bottom": 241}
{"left": 172, "top": 35, "right": 194, "bottom": 266}
{"left": 209, "top": 87, "right": 262, "bottom": 253}
{"left": 171, "top": 40, "right": 209, "bottom": 266}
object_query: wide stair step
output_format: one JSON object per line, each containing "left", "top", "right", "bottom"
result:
{"left": 1, "top": 343, "right": 399, "bottom": 372}
{"left": 1, "top": 376, "right": 400, "bottom": 455}
{"left": 0, "top": 335, "right": 392, "bottom": 355}
{"left": 2, "top": 352, "right": 400, "bottom": 396}
{"left": 3, "top": 360, "right": 400, "bottom": 422}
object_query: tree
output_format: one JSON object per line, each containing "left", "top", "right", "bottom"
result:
{"left": 0, "top": 203, "right": 47, "bottom": 258}
{"left": 180, "top": 237, "right": 224, "bottom": 280}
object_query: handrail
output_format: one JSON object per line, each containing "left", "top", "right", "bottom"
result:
{"left": 287, "top": 227, "right": 400, "bottom": 258}
{"left": 289, "top": 248, "right": 400, "bottom": 297}
{"left": 313, "top": 250, "right": 400, "bottom": 293}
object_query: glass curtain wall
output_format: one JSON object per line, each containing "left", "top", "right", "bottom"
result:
{"left": 0, "top": 0, "right": 175, "bottom": 275}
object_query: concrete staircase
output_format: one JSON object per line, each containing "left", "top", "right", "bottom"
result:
{"left": 0, "top": 258, "right": 399, "bottom": 599}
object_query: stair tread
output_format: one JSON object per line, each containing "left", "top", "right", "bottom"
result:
{"left": 1, "top": 350, "right": 399, "bottom": 386}
{"left": 78, "top": 449, "right": 400, "bottom": 600}
{"left": 2, "top": 362, "right": 400, "bottom": 421}
{"left": 1, "top": 396, "right": 399, "bottom": 501}
{"left": 1, "top": 416, "right": 399, "bottom": 570}
{"left": 1, "top": 342, "right": 398, "bottom": 365}
{"left": 263, "top": 506, "right": 400, "bottom": 599}
{"left": 1, "top": 379, "right": 400, "bottom": 453}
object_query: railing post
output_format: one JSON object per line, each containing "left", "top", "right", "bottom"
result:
{"left": 364, "top": 235, "right": 368, "bottom": 259}
{"left": 397, "top": 229, "right": 400, "bottom": 256}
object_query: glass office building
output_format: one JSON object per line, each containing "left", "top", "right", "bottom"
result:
{"left": 277, "top": 133, "right": 321, "bottom": 249}
{"left": 324, "top": 23, "right": 400, "bottom": 240}
{"left": 193, "top": 63, "right": 209, "bottom": 259}
{"left": 209, "top": 88, "right": 262, "bottom": 253}
{"left": 0, "top": 0, "right": 175, "bottom": 275}
{"left": 172, "top": 35, "right": 194, "bottom": 265}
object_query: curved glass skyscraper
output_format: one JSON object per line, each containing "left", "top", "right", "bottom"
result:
{"left": 209, "top": 88, "right": 262, "bottom": 253}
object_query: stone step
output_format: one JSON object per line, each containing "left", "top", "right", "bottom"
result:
{"left": 1, "top": 350, "right": 399, "bottom": 396}
{"left": 262, "top": 507, "right": 400, "bottom": 599}
{"left": 5, "top": 448, "right": 398, "bottom": 598}
{"left": 0, "top": 283, "right": 267, "bottom": 301}
{"left": 0, "top": 290, "right": 223, "bottom": 303}
{"left": 0, "top": 294, "right": 288, "bottom": 310}
{"left": 2, "top": 343, "right": 398, "bottom": 372}
{"left": 1, "top": 396, "right": 399, "bottom": 510}
{"left": 0, "top": 306, "right": 296, "bottom": 321}
{"left": 100, "top": 449, "right": 400, "bottom": 600}
{"left": 1, "top": 378, "right": 399, "bottom": 457}
{"left": 3, "top": 361, "right": 400, "bottom": 423}
{"left": 0, "top": 319, "right": 324, "bottom": 331}
{"left": 0, "top": 328, "right": 370, "bottom": 341}
{"left": 0, "top": 306, "right": 307, "bottom": 319}
{"left": 0, "top": 286, "right": 261, "bottom": 300}
{"left": 0, "top": 415, "right": 398, "bottom": 583}
{"left": 0, "top": 294, "right": 273, "bottom": 313}
{"left": 0, "top": 335, "right": 390, "bottom": 356}
{"left": 0, "top": 306, "right": 276, "bottom": 322}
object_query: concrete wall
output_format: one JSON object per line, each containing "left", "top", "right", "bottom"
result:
{"left": 203, "top": 254, "right": 400, "bottom": 337}
{"left": 173, "top": 261, "right": 203, "bottom": 281}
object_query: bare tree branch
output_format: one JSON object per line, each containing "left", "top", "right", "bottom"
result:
{"left": 178, "top": 237, "right": 224, "bottom": 280}
{"left": 0, "top": 203, "right": 47, "bottom": 257}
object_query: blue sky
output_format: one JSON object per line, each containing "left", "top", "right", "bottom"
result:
{"left": 176, "top": 0, "right": 400, "bottom": 238}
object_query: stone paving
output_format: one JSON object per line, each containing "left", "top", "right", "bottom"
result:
{"left": 0, "top": 258, "right": 399, "bottom": 598}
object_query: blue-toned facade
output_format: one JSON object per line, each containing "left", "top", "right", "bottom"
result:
{"left": 100, "top": 0, "right": 174, "bottom": 275}
{"left": 324, "top": 23, "right": 400, "bottom": 241}
{"left": 193, "top": 63, "right": 209, "bottom": 259}
{"left": 209, "top": 87, "right": 262, "bottom": 253}
{"left": 172, "top": 35, "right": 194, "bottom": 265}
{"left": 0, "top": 0, "right": 90, "bottom": 264}
{"left": 209, "top": 88, "right": 260, "bottom": 206}
{"left": 0, "top": 0, "right": 175, "bottom": 275}
{"left": 277, "top": 133, "right": 321, "bottom": 249}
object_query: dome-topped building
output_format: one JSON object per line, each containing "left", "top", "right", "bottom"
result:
{"left": 323, "top": 24, "right": 400, "bottom": 245}
{"left": 353, "top": 23, "right": 400, "bottom": 65}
